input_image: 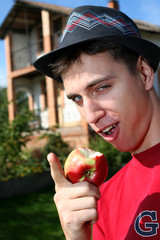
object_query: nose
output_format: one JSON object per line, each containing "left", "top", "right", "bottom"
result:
{"left": 83, "top": 97, "right": 105, "bottom": 124}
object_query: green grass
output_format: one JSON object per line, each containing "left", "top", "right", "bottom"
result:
{"left": 0, "top": 189, "right": 65, "bottom": 240}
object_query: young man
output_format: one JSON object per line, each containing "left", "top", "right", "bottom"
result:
{"left": 34, "top": 6, "right": 160, "bottom": 240}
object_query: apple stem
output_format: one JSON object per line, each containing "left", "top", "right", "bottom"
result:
{"left": 86, "top": 170, "right": 91, "bottom": 177}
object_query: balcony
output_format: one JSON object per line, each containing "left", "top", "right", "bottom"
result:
{"left": 11, "top": 39, "right": 44, "bottom": 71}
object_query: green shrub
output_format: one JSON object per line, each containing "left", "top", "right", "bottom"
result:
{"left": 89, "top": 134, "right": 131, "bottom": 179}
{"left": 40, "top": 132, "right": 71, "bottom": 168}
{"left": 0, "top": 126, "right": 71, "bottom": 181}
{"left": 0, "top": 110, "right": 35, "bottom": 181}
{"left": 0, "top": 88, "right": 8, "bottom": 126}
{"left": 0, "top": 88, "right": 70, "bottom": 182}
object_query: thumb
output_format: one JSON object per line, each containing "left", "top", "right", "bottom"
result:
{"left": 47, "top": 152, "right": 71, "bottom": 191}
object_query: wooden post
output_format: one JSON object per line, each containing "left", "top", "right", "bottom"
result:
{"left": 41, "top": 10, "right": 58, "bottom": 127}
{"left": 46, "top": 76, "right": 58, "bottom": 126}
{"left": 28, "top": 94, "right": 34, "bottom": 111}
{"left": 5, "top": 34, "right": 16, "bottom": 121}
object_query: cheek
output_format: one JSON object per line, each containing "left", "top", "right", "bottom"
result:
{"left": 119, "top": 89, "right": 151, "bottom": 144}
{"left": 116, "top": 78, "right": 148, "bottom": 117}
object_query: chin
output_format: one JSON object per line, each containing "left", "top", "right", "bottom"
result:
{"left": 111, "top": 142, "right": 135, "bottom": 153}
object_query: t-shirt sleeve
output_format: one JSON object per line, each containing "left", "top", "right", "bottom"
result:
{"left": 92, "top": 183, "right": 107, "bottom": 240}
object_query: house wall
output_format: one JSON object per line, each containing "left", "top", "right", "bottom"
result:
{"left": 40, "top": 110, "right": 49, "bottom": 129}
{"left": 15, "top": 78, "right": 33, "bottom": 95}
{"left": 62, "top": 92, "right": 81, "bottom": 126}
{"left": 32, "top": 79, "right": 49, "bottom": 128}
{"left": 15, "top": 76, "right": 49, "bottom": 129}
{"left": 142, "top": 31, "right": 160, "bottom": 47}
{"left": 29, "top": 28, "right": 40, "bottom": 64}
{"left": 12, "top": 27, "right": 39, "bottom": 70}
{"left": 12, "top": 33, "right": 29, "bottom": 69}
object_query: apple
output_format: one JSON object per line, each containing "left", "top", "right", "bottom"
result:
{"left": 64, "top": 147, "right": 108, "bottom": 188}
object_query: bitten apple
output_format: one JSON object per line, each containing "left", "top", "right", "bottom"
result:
{"left": 64, "top": 147, "right": 108, "bottom": 188}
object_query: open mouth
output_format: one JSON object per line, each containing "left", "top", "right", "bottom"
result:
{"left": 101, "top": 123, "right": 118, "bottom": 135}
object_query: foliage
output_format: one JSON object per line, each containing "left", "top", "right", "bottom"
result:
{"left": 0, "top": 88, "right": 8, "bottom": 129}
{"left": 16, "top": 90, "right": 29, "bottom": 113}
{"left": 13, "top": 131, "right": 71, "bottom": 180}
{"left": 0, "top": 87, "right": 70, "bottom": 182}
{"left": 0, "top": 110, "right": 36, "bottom": 181}
{"left": 40, "top": 132, "right": 71, "bottom": 167}
{"left": 0, "top": 125, "right": 71, "bottom": 181}
{"left": 0, "top": 87, "right": 42, "bottom": 181}
{"left": 89, "top": 133, "right": 131, "bottom": 179}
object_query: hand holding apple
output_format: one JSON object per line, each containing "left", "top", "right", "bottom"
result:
{"left": 64, "top": 147, "right": 108, "bottom": 188}
{"left": 47, "top": 152, "right": 101, "bottom": 240}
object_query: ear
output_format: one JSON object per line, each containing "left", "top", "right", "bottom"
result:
{"left": 137, "top": 56, "right": 154, "bottom": 91}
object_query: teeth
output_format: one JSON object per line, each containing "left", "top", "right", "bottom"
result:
{"left": 102, "top": 124, "right": 116, "bottom": 133}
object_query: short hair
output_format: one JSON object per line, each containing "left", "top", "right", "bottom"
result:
{"left": 50, "top": 41, "right": 139, "bottom": 81}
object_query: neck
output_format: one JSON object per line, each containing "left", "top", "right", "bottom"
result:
{"left": 149, "top": 90, "right": 160, "bottom": 143}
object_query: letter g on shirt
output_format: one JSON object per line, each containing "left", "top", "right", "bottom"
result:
{"left": 134, "top": 210, "right": 159, "bottom": 237}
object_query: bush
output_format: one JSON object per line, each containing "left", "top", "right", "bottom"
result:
{"left": 0, "top": 88, "right": 71, "bottom": 182}
{"left": 89, "top": 134, "right": 131, "bottom": 179}
{"left": 0, "top": 88, "right": 8, "bottom": 126}
{"left": 0, "top": 110, "right": 35, "bottom": 181}
{"left": 0, "top": 126, "right": 71, "bottom": 181}
{"left": 40, "top": 132, "right": 71, "bottom": 168}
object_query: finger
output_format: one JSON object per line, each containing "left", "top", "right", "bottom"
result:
{"left": 55, "top": 181, "right": 101, "bottom": 203}
{"left": 47, "top": 152, "right": 71, "bottom": 190}
{"left": 73, "top": 208, "right": 98, "bottom": 225}
{"left": 67, "top": 182, "right": 101, "bottom": 200}
{"left": 70, "top": 196, "right": 98, "bottom": 211}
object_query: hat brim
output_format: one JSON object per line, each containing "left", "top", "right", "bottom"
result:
{"left": 34, "top": 34, "right": 160, "bottom": 82}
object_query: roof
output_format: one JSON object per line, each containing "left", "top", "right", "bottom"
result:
{"left": 0, "top": 0, "right": 72, "bottom": 39}
{"left": 19, "top": 0, "right": 72, "bottom": 14}
{"left": 135, "top": 19, "right": 160, "bottom": 33}
{"left": 0, "top": 0, "right": 160, "bottom": 39}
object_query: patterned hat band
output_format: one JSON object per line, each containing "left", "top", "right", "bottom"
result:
{"left": 62, "top": 10, "right": 140, "bottom": 41}
{"left": 34, "top": 5, "right": 160, "bottom": 82}
{"left": 59, "top": 6, "right": 141, "bottom": 50}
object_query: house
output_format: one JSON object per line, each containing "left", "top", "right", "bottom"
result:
{"left": 0, "top": 0, "right": 160, "bottom": 147}
{"left": 0, "top": 0, "right": 88, "bottom": 147}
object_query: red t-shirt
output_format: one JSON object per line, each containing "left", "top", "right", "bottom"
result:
{"left": 93, "top": 143, "right": 160, "bottom": 239}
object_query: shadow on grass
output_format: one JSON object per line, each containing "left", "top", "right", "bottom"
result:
{"left": 0, "top": 188, "right": 65, "bottom": 240}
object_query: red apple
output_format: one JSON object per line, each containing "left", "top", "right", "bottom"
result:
{"left": 64, "top": 147, "right": 108, "bottom": 188}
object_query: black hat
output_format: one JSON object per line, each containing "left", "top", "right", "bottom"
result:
{"left": 34, "top": 5, "right": 160, "bottom": 82}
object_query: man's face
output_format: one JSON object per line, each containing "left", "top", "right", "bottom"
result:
{"left": 62, "top": 52, "right": 152, "bottom": 153}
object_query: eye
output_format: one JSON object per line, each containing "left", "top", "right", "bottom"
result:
{"left": 97, "top": 85, "right": 110, "bottom": 91}
{"left": 93, "top": 84, "right": 111, "bottom": 96}
{"left": 72, "top": 95, "right": 82, "bottom": 104}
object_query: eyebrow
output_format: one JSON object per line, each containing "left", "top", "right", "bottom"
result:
{"left": 66, "top": 76, "right": 113, "bottom": 99}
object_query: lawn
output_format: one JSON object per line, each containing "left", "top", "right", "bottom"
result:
{"left": 0, "top": 188, "right": 65, "bottom": 240}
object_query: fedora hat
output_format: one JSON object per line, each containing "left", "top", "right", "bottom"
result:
{"left": 34, "top": 5, "right": 160, "bottom": 82}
